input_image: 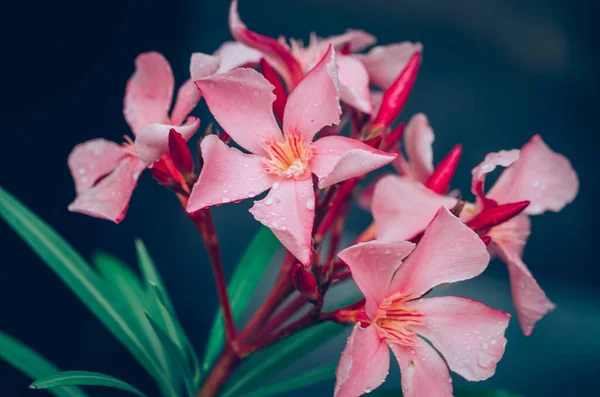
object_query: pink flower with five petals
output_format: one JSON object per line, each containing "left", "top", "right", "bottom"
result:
{"left": 335, "top": 208, "right": 509, "bottom": 397}
{"left": 68, "top": 52, "right": 219, "bottom": 222}
{"left": 186, "top": 46, "right": 396, "bottom": 264}
{"left": 371, "top": 134, "right": 579, "bottom": 335}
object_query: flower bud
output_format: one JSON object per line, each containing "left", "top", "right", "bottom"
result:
{"left": 291, "top": 263, "right": 319, "bottom": 302}
{"left": 467, "top": 201, "right": 531, "bottom": 232}
{"left": 425, "top": 144, "right": 463, "bottom": 194}
{"left": 168, "top": 129, "right": 194, "bottom": 176}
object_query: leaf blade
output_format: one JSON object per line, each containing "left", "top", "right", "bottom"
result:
{"left": 30, "top": 371, "right": 147, "bottom": 397}
{"left": 0, "top": 331, "right": 89, "bottom": 397}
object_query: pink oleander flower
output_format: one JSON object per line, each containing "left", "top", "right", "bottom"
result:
{"left": 68, "top": 52, "right": 218, "bottom": 222}
{"left": 371, "top": 134, "right": 579, "bottom": 335}
{"left": 335, "top": 208, "right": 510, "bottom": 397}
{"left": 186, "top": 46, "right": 396, "bottom": 264}
{"left": 229, "top": 0, "right": 420, "bottom": 115}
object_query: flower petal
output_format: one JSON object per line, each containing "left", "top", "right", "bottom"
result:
{"left": 391, "top": 337, "right": 453, "bottom": 397}
{"left": 404, "top": 113, "right": 434, "bottom": 182}
{"left": 372, "top": 176, "right": 457, "bottom": 241}
{"left": 337, "top": 55, "right": 373, "bottom": 114}
{"left": 249, "top": 177, "right": 314, "bottom": 265}
{"left": 322, "top": 30, "right": 377, "bottom": 53}
{"left": 195, "top": 68, "right": 282, "bottom": 156}
{"left": 68, "top": 156, "right": 145, "bottom": 223}
{"left": 123, "top": 52, "right": 174, "bottom": 133}
{"left": 283, "top": 45, "right": 341, "bottom": 143}
{"left": 471, "top": 149, "right": 520, "bottom": 198}
{"left": 389, "top": 207, "right": 490, "bottom": 298}
{"left": 68, "top": 139, "right": 127, "bottom": 194}
{"left": 356, "top": 42, "right": 423, "bottom": 89}
{"left": 170, "top": 53, "right": 221, "bottom": 126}
{"left": 186, "top": 135, "right": 277, "bottom": 212}
{"left": 334, "top": 324, "right": 390, "bottom": 397}
{"left": 134, "top": 117, "right": 200, "bottom": 165}
{"left": 487, "top": 135, "right": 579, "bottom": 215}
{"left": 311, "top": 136, "right": 396, "bottom": 189}
{"left": 229, "top": 0, "right": 303, "bottom": 86}
{"left": 338, "top": 240, "right": 415, "bottom": 318}
{"left": 214, "top": 41, "right": 263, "bottom": 73}
{"left": 408, "top": 296, "right": 510, "bottom": 381}
{"left": 493, "top": 239, "right": 555, "bottom": 336}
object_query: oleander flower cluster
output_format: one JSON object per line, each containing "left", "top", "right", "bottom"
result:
{"left": 62, "top": 1, "right": 579, "bottom": 396}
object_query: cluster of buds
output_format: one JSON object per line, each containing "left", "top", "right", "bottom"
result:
{"left": 66, "top": 1, "right": 579, "bottom": 396}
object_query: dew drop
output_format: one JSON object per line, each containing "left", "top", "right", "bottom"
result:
{"left": 483, "top": 343, "right": 489, "bottom": 350}
{"left": 491, "top": 339, "right": 497, "bottom": 345}
{"left": 265, "top": 197, "right": 273, "bottom": 205}
{"left": 272, "top": 182, "right": 280, "bottom": 190}
{"left": 247, "top": 191, "right": 256, "bottom": 198}
{"left": 305, "top": 199, "right": 315, "bottom": 210}
{"left": 221, "top": 197, "right": 230, "bottom": 203}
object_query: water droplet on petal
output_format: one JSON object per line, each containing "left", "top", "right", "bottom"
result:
{"left": 272, "top": 182, "right": 280, "bottom": 190}
{"left": 265, "top": 197, "right": 273, "bottom": 205}
{"left": 247, "top": 191, "right": 256, "bottom": 198}
{"left": 221, "top": 197, "right": 230, "bottom": 203}
{"left": 305, "top": 199, "right": 315, "bottom": 210}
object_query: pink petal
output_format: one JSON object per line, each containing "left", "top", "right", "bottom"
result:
{"left": 249, "top": 177, "right": 314, "bottom": 265}
{"left": 404, "top": 113, "right": 434, "bottom": 183}
{"left": 195, "top": 68, "right": 282, "bottom": 156}
{"left": 389, "top": 207, "right": 490, "bottom": 298}
{"left": 334, "top": 324, "right": 390, "bottom": 397}
{"left": 282, "top": 45, "right": 341, "bottom": 143}
{"left": 214, "top": 41, "right": 263, "bottom": 73}
{"left": 123, "top": 52, "right": 174, "bottom": 133}
{"left": 68, "top": 139, "right": 127, "bottom": 194}
{"left": 337, "top": 240, "right": 415, "bottom": 318}
{"left": 391, "top": 337, "right": 453, "bottom": 397}
{"left": 134, "top": 117, "right": 200, "bottom": 165}
{"left": 471, "top": 149, "right": 520, "bottom": 198}
{"left": 186, "top": 135, "right": 277, "bottom": 213}
{"left": 229, "top": 0, "right": 302, "bottom": 86}
{"left": 493, "top": 239, "right": 555, "bottom": 336}
{"left": 356, "top": 42, "right": 423, "bottom": 89}
{"left": 487, "top": 135, "right": 579, "bottom": 215}
{"left": 322, "top": 30, "right": 377, "bottom": 53}
{"left": 408, "top": 296, "right": 510, "bottom": 381}
{"left": 170, "top": 53, "right": 221, "bottom": 126}
{"left": 311, "top": 136, "right": 396, "bottom": 189}
{"left": 372, "top": 176, "right": 457, "bottom": 241}
{"left": 68, "top": 156, "right": 146, "bottom": 223}
{"left": 337, "top": 55, "right": 373, "bottom": 114}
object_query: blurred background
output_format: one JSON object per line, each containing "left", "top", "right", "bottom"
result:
{"left": 1, "top": 0, "right": 598, "bottom": 396}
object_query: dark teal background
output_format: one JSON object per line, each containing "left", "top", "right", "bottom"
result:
{"left": 1, "top": 0, "right": 598, "bottom": 396}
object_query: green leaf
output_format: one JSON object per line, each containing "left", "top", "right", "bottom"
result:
{"left": 243, "top": 363, "right": 337, "bottom": 397}
{"left": 0, "top": 331, "right": 89, "bottom": 397}
{"left": 0, "top": 187, "right": 176, "bottom": 396}
{"left": 92, "top": 252, "right": 171, "bottom": 380}
{"left": 221, "top": 322, "right": 346, "bottom": 397}
{"left": 136, "top": 240, "right": 202, "bottom": 387}
{"left": 30, "top": 371, "right": 147, "bottom": 397}
{"left": 145, "top": 313, "right": 196, "bottom": 397}
{"left": 203, "top": 227, "right": 279, "bottom": 372}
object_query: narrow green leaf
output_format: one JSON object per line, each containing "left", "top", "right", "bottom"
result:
{"left": 203, "top": 227, "right": 279, "bottom": 372}
{"left": 0, "top": 187, "right": 176, "bottom": 396}
{"left": 244, "top": 363, "right": 337, "bottom": 397}
{"left": 146, "top": 313, "right": 196, "bottom": 397}
{"left": 136, "top": 240, "right": 202, "bottom": 386}
{"left": 92, "top": 252, "right": 172, "bottom": 381}
{"left": 222, "top": 322, "right": 346, "bottom": 397}
{"left": 30, "top": 371, "right": 147, "bottom": 397}
{"left": 0, "top": 331, "right": 89, "bottom": 397}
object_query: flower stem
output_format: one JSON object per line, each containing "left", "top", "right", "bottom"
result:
{"left": 189, "top": 209, "right": 237, "bottom": 343}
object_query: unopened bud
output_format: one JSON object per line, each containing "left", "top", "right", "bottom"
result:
{"left": 291, "top": 263, "right": 319, "bottom": 302}
{"left": 467, "top": 201, "right": 531, "bottom": 232}
{"left": 168, "top": 129, "right": 194, "bottom": 176}
{"left": 371, "top": 51, "right": 421, "bottom": 129}
{"left": 425, "top": 144, "right": 462, "bottom": 194}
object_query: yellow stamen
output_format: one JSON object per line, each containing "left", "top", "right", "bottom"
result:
{"left": 374, "top": 293, "right": 423, "bottom": 346}
{"left": 264, "top": 134, "right": 312, "bottom": 179}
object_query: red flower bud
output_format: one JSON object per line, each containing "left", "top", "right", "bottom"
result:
{"left": 467, "top": 201, "right": 531, "bottom": 232}
{"left": 424, "top": 144, "right": 463, "bottom": 194}
{"left": 371, "top": 51, "right": 421, "bottom": 129}
{"left": 168, "top": 129, "right": 194, "bottom": 176}
{"left": 260, "top": 58, "right": 288, "bottom": 123}
{"left": 383, "top": 122, "right": 406, "bottom": 150}
{"left": 149, "top": 157, "right": 171, "bottom": 185}
{"left": 291, "top": 263, "right": 319, "bottom": 302}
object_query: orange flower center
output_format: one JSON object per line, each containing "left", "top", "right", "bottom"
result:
{"left": 264, "top": 134, "right": 312, "bottom": 179}
{"left": 374, "top": 293, "right": 423, "bottom": 346}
